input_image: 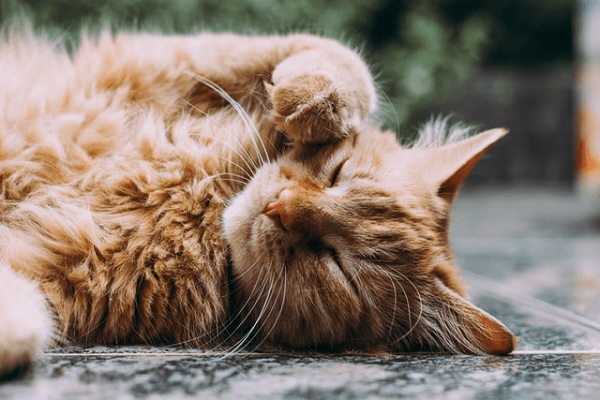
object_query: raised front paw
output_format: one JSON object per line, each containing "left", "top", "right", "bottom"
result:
{"left": 269, "top": 74, "right": 358, "bottom": 145}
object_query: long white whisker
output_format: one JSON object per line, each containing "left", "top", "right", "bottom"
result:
{"left": 209, "top": 172, "right": 251, "bottom": 188}
{"left": 226, "top": 277, "right": 273, "bottom": 355}
{"left": 227, "top": 270, "right": 266, "bottom": 348}
{"left": 184, "top": 72, "right": 271, "bottom": 166}
{"left": 178, "top": 258, "right": 265, "bottom": 353}
{"left": 221, "top": 260, "right": 275, "bottom": 355}
{"left": 201, "top": 135, "right": 258, "bottom": 176}
{"left": 392, "top": 271, "right": 423, "bottom": 345}
{"left": 381, "top": 268, "right": 400, "bottom": 342}
{"left": 179, "top": 96, "right": 259, "bottom": 174}
{"left": 250, "top": 260, "right": 287, "bottom": 351}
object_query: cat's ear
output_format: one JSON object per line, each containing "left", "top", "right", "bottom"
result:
{"left": 424, "top": 279, "right": 517, "bottom": 355}
{"left": 423, "top": 128, "right": 507, "bottom": 202}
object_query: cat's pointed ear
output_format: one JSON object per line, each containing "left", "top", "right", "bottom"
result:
{"left": 427, "top": 280, "right": 517, "bottom": 355}
{"left": 424, "top": 128, "right": 507, "bottom": 202}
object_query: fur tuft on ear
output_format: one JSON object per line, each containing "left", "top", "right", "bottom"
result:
{"left": 421, "top": 128, "right": 507, "bottom": 202}
{"left": 417, "top": 280, "right": 516, "bottom": 355}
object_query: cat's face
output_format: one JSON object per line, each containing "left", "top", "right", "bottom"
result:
{"left": 223, "top": 125, "right": 516, "bottom": 355}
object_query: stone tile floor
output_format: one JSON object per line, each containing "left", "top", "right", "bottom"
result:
{"left": 2, "top": 185, "right": 600, "bottom": 399}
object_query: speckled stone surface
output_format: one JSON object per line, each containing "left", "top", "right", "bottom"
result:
{"left": 2, "top": 185, "right": 600, "bottom": 399}
{"left": 5, "top": 352, "right": 600, "bottom": 400}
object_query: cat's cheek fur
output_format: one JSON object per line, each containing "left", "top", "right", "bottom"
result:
{"left": 0, "top": 267, "right": 53, "bottom": 377}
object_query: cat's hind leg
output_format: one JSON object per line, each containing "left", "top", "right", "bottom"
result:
{"left": 0, "top": 266, "right": 53, "bottom": 378}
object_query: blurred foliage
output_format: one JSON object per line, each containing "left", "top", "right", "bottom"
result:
{"left": 1, "top": 0, "right": 573, "bottom": 130}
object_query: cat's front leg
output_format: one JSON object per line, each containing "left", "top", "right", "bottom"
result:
{"left": 269, "top": 36, "right": 378, "bottom": 145}
{"left": 0, "top": 267, "right": 53, "bottom": 378}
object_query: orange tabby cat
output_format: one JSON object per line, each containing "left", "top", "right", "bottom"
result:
{"left": 0, "top": 27, "right": 515, "bottom": 377}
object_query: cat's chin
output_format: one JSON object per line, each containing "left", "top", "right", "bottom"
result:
{"left": 228, "top": 250, "right": 366, "bottom": 350}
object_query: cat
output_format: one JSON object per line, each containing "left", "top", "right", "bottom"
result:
{"left": 0, "top": 26, "right": 516, "bottom": 378}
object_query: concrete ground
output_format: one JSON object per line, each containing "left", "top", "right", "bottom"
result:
{"left": 2, "top": 185, "right": 600, "bottom": 399}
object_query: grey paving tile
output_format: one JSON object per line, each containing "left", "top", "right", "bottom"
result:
{"left": 451, "top": 185, "right": 600, "bottom": 239}
{"left": 452, "top": 186, "right": 600, "bottom": 323}
{"left": 459, "top": 249, "right": 600, "bottom": 321}
{"left": 469, "top": 279, "right": 600, "bottom": 352}
{"left": 3, "top": 350, "right": 600, "bottom": 399}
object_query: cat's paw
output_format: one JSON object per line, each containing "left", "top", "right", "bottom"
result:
{"left": 269, "top": 74, "right": 358, "bottom": 144}
{"left": 0, "top": 267, "right": 52, "bottom": 379}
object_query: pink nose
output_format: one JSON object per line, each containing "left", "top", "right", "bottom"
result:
{"left": 264, "top": 189, "right": 294, "bottom": 231}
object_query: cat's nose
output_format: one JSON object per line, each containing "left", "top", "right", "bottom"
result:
{"left": 264, "top": 189, "right": 294, "bottom": 231}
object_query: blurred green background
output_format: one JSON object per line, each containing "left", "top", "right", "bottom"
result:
{"left": 1, "top": 0, "right": 574, "bottom": 183}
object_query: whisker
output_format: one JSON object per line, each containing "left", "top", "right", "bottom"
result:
{"left": 209, "top": 172, "right": 251, "bottom": 188}
{"left": 219, "top": 260, "right": 272, "bottom": 355}
{"left": 248, "top": 260, "right": 287, "bottom": 352}
{"left": 224, "top": 279, "right": 273, "bottom": 355}
{"left": 391, "top": 271, "right": 423, "bottom": 345}
{"left": 179, "top": 97, "right": 259, "bottom": 175}
{"left": 174, "top": 257, "right": 267, "bottom": 352}
{"left": 380, "top": 268, "right": 399, "bottom": 343}
{"left": 245, "top": 271, "right": 277, "bottom": 345}
{"left": 184, "top": 72, "right": 271, "bottom": 166}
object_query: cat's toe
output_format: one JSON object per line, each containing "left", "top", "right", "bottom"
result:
{"left": 270, "top": 74, "right": 354, "bottom": 144}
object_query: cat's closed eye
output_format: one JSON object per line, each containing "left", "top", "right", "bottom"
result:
{"left": 329, "top": 159, "right": 347, "bottom": 187}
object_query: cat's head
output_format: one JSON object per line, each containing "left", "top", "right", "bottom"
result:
{"left": 222, "top": 122, "right": 516, "bottom": 355}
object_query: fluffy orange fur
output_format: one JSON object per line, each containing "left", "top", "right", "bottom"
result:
{"left": 0, "top": 27, "right": 515, "bottom": 377}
